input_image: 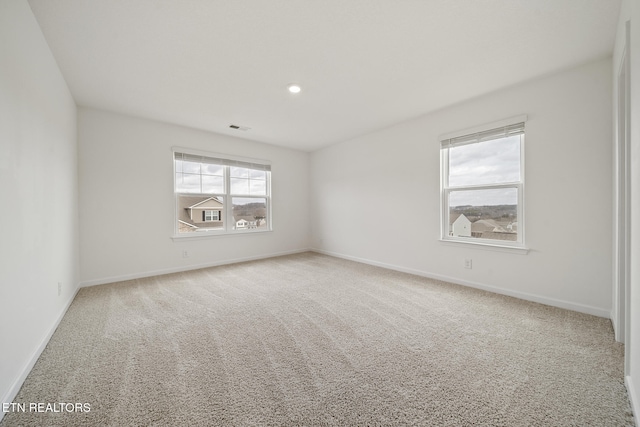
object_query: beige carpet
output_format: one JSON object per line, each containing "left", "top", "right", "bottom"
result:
{"left": 1, "top": 252, "right": 634, "bottom": 426}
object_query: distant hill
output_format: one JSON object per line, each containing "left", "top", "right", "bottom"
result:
{"left": 233, "top": 202, "right": 266, "bottom": 219}
{"left": 451, "top": 204, "right": 516, "bottom": 223}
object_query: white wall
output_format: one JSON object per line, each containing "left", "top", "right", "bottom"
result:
{"left": 310, "top": 58, "right": 613, "bottom": 317}
{"left": 0, "top": 0, "right": 79, "bottom": 414}
{"left": 78, "top": 108, "right": 310, "bottom": 285}
{"left": 615, "top": 0, "right": 640, "bottom": 421}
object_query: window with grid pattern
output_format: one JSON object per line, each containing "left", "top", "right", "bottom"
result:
{"left": 174, "top": 151, "right": 271, "bottom": 235}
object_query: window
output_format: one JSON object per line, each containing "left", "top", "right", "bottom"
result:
{"left": 203, "top": 210, "right": 219, "bottom": 222}
{"left": 174, "top": 150, "right": 271, "bottom": 235}
{"left": 440, "top": 117, "right": 525, "bottom": 247}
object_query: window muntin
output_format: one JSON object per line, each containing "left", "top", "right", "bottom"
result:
{"left": 441, "top": 121, "right": 524, "bottom": 246}
{"left": 174, "top": 151, "right": 271, "bottom": 235}
{"left": 176, "top": 155, "right": 225, "bottom": 194}
{"left": 230, "top": 166, "right": 267, "bottom": 195}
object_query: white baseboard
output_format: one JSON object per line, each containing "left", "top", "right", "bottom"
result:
{"left": 312, "top": 248, "right": 610, "bottom": 318}
{"left": 0, "top": 285, "right": 80, "bottom": 423}
{"left": 80, "top": 248, "right": 310, "bottom": 287}
{"left": 83, "top": 246, "right": 610, "bottom": 316}
{"left": 626, "top": 375, "right": 640, "bottom": 426}
{"left": 611, "top": 313, "right": 619, "bottom": 339}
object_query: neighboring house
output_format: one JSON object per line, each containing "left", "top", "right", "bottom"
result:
{"left": 450, "top": 213, "right": 471, "bottom": 237}
{"left": 177, "top": 196, "right": 224, "bottom": 232}
{"left": 235, "top": 218, "right": 249, "bottom": 229}
{"left": 234, "top": 216, "right": 266, "bottom": 229}
{"left": 178, "top": 220, "right": 198, "bottom": 233}
{"left": 478, "top": 231, "right": 518, "bottom": 241}
{"left": 471, "top": 219, "right": 506, "bottom": 234}
{"left": 470, "top": 219, "right": 517, "bottom": 240}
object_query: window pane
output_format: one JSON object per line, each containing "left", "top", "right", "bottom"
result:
{"left": 177, "top": 195, "right": 224, "bottom": 233}
{"left": 449, "top": 135, "right": 521, "bottom": 187}
{"left": 182, "top": 160, "right": 201, "bottom": 174}
{"left": 203, "top": 210, "right": 220, "bottom": 221}
{"left": 231, "top": 166, "right": 249, "bottom": 178}
{"left": 176, "top": 173, "right": 201, "bottom": 193}
{"left": 202, "top": 163, "right": 223, "bottom": 176}
{"left": 249, "top": 169, "right": 266, "bottom": 180}
{"left": 249, "top": 179, "right": 266, "bottom": 195}
{"left": 449, "top": 188, "right": 518, "bottom": 241}
{"left": 232, "top": 197, "right": 267, "bottom": 230}
{"left": 202, "top": 175, "right": 224, "bottom": 193}
{"left": 230, "top": 178, "right": 249, "bottom": 195}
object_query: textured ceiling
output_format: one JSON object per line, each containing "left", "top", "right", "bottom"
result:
{"left": 28, "top": 0, "right": 621, "bottom": 151}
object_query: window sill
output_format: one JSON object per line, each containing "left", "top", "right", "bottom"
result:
{"left": 439, "top": 238, "right": 529, "bottom": 254}
{"left": 171, "top": 229, "right": 272, "bottom": 241}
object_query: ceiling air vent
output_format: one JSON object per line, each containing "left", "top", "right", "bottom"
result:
{"left": 229, "top": 124, "right": 251, "bottom": 131}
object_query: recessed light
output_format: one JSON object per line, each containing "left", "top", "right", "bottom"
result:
{"left": 287, "top": 84, "right": 301, "bottom": 94}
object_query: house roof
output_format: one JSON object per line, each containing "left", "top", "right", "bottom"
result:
{"left": 472, "top": 219, "right": 506, "bottom": 233}
{"left": 188, "top": 197, "right": 223, "bottom": 209}
{"left": 178, "top": 220, "right": 197, "bottom": 229}
{"left": 478, "top": 231, "right": 517, "bottom": 241}
{"left": 450, "top": 213, "right": 470, "bottom": 225}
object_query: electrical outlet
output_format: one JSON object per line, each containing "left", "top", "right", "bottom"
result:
{"left": 464, "top": 259, "right": 472, "bottom": 269}
{"left": 57, "top": 282, "right": 62, "bottom": 296}
{"left": 182, "top": 250, "right": 189, "bottom": 258}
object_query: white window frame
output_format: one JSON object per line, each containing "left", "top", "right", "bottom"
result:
{"left": 440, "top": 115, "right": 527, "bottom": 251}
{"left": 172, "top": 147, "right": 272, "bottom": 239}
{"left": 203, "top": 210, "right": 219, "bottom": 222}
